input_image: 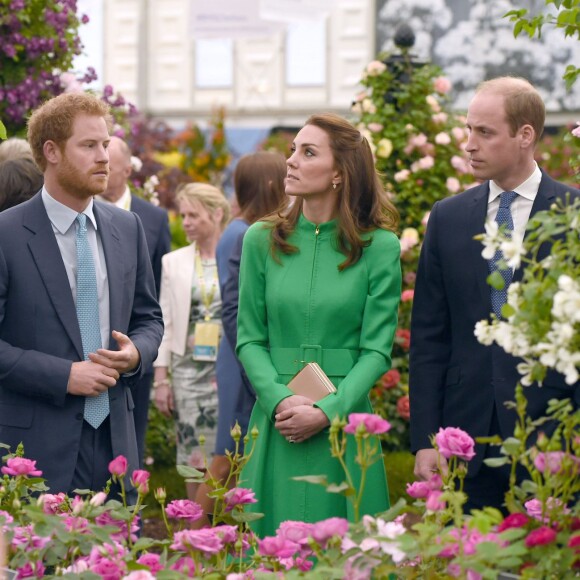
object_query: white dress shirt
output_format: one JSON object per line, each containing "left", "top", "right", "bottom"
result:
{"left": 42, "top": 188, "right": 111, "bottom": 350}
{"left": 486, "top": 162, "right": 542, "bottom": 246}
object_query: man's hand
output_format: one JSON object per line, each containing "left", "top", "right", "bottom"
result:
{"left": 414, "top": 448, "right": 448, "bottom": 481}
{"left": 67, "top": 361, "right": 119, "bottom": 396}
{"left": 89, "top": 330, "right": 140, "bottom": 374}
{"left": 275, "top": 405, "right": 330, "bottom": 443}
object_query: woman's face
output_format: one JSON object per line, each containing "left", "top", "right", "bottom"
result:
{"left": 179, "top": 198, "right": 219, "bottom": 244}
{"left": 285, "top": 124, "right": 340, "bottom": 198}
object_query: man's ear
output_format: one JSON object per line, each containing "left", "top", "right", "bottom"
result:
{"left": 43, "top": 140, "right": 61, "bottom": 165}
{"left": 519, "top": 124, "right": 535, "bottom": 149}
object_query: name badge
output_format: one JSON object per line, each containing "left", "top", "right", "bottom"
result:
{"left": 192, "top": 322, "right": 220, "bottom": 362}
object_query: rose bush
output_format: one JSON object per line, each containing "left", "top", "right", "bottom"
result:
{"left": 351, "top": 55, "right": 477, "bottom": 448}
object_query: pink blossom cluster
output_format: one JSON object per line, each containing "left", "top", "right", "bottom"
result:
{"left": 344, "top": 413, "right": 391, "bottom": 435}
{"left": 406, "top": 472, "right": 446, "bottom": 511}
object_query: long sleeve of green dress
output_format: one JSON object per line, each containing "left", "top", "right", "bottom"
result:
{"left": 236, "top": 214, "right": 401, "bottom": 536}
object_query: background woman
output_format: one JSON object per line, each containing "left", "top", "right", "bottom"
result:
{"left": 153, "top": 183, "right": 230, "bottom": 501}
{"left": 236, "top": 113, "right": 401, "bottom": 536}
{"left": 192, "top": 151, "right": 287, "bottom": 527}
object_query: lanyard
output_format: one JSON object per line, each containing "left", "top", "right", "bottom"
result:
{"left": 194, "top": 249, "right": 218, "bottom": 321}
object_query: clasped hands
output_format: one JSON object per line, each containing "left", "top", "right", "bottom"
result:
{"left": 67, "top": 330, "right": 140, "bottom": 397}
{"left": 274, "top": 395, "right": 330, "bottom": 444}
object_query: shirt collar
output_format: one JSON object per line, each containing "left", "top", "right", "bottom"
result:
{"left": 488, "top": 162, "right": 542, "bottom": 204}
{"left": 95, "top": 186, "right": 132, "bottom": 211}
{"left": 42, "top": 187, "right": 98, "bottom": 234}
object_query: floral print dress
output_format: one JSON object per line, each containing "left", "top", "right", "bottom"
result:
{"left": 170, "top": 257, "right": 221, "bottom": 468}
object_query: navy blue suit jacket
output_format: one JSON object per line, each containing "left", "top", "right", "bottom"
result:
{"left": 0, "top": 193, "right": 164, "bottom": 492}
{"left": 409, "top": 172, "right": 579, "bottom": 474}
{"left": 130, "top": 195, "right": 170, "bottom": 298}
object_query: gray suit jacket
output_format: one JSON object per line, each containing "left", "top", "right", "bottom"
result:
{"left": 0, "top": 193, "right": 163, "bottom": 492}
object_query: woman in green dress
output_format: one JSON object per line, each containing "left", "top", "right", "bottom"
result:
{"left": 236, "top": 113, "right": 401, "bottom": 537}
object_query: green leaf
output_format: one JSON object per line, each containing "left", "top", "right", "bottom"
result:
{"left": 0, "top": 121, "right": 6, "bottom": 140}
{"left": 326, "top": 482, "right": 354, "bottom": 495}
{"left": 176, "top": 464, "right": 205, "bottom": 479}
{"left": 292, "top": 474, "right": 329, "bottom": 486}
{"left": 487, "top": 270, "right": 505, "bottom": 290}
{"left": 231, "top": 510, "right": 264, "bottom": 523}
{"left": 484, "top": 456, "right": 509, "bottom": 467}
{"left": 501, "top": 437, "right": 522, "bottom": 455}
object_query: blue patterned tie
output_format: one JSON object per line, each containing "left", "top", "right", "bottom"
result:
{"left": 488, "top": 191, "right": 518, "bottom": 319}
{"left": 76, "top": 213, "right": 109, "bottom": 428}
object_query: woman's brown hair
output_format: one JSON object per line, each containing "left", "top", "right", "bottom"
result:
{"left": 234, "top": 151, "right": 287, "bottom": 224}
{"left": 270, "top": 112, "right": 399, "bottom": 270}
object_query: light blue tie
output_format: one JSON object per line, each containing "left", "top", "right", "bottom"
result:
{"left": 76, "top": 213, "right": 109, "bottom": 428}
{"left": 488, "top": 191, "right": 518, "bottom": 319}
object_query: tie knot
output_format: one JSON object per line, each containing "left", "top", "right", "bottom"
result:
{"left": 499, "top": 191, "right": 517, "bottom": 208}
{"left": 76, "top": 213, "right": 87, "bottom": 230}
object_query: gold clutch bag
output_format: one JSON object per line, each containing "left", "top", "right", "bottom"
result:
{"left": 287, "top": 362, "right": 337, "bottom": 402}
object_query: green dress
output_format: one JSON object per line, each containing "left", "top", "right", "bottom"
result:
{"left": 237, "top": 214, "right": 401, "bottom": 537}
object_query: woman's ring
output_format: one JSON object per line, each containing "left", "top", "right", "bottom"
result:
{"left": 288, "top": 436, "right": 294, "bottom": 443}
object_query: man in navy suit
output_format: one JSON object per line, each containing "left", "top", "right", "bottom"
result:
{"left": 0, "top": 92, "right": 163, "bottom": 495}
{"left": 98, "top": 136, "right": 171, "bottom": 465}
{"left": 409, "top": 77, "right": 579, "bottom": 511}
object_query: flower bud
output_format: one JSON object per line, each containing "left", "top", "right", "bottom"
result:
{"left": 90, "top": 492, "right": 108, "bottom": 507}
{"left": 251, "top": 426, "right": 259, "bottom": 439}
{"left": 231, "top": 422, "right": 242, "bottom": 442}
{"left": 154, "top": 487, "right": 167, "bottom": 502}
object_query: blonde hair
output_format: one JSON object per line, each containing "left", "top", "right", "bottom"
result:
{"left": 27, "top": 92, "right": 112, "bottom": 171}
{"left": 0, "top": 138, "right": 33, "bottom": 164}
{"left": 176, "top": 182, "right": 231, "bottom": 231}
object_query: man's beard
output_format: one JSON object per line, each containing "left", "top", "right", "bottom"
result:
{"left": 56, "top": 156, "right": 108, "bottom": 199}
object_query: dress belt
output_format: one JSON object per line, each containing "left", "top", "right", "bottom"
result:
{"left": 269, "top": 345, "right": 359, "bottom": 377}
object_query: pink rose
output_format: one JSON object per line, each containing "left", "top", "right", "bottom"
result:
{"left": 136, "top": 553, "right": 163, "bottom": 573}
{"left": 433, "top": 76, "right": 452, "bottom": 94}
{"left": 311, "top": 517, "right": 349, "bottom": 546}
{"left": 367, "top": 122, "right": 384, "bottom": 133}
{"left": 123, "top": 572, "right": 155, "bottom": 580}
{"left": 170, "top": 557, "right": 196, "bottom": 575}
{"left": 213, "top": 524, "right": 238, "bottom": 545}
{"left": 396, "top": 395, "right": 410, "bottom": 420}
{"left": 95, "top": 512, "right": 139, "bottom": 543}
{"left": 108, "top": 456, "right": 127, "bottom": 477}
{"left": 401, "top": 289, "right": 414, "bottom": 302}
{"left": 406, "top": 481, "right": 431, "bottom": 499}
{"left": 572, "top": 123, "right": 580, "bottom": 138}
{"left": 344, "top": 413, "right": 391, "bottom": 435}
{"left": 277, "top": 520, "right": 314, "bottom": 546}
{"left": 417, "top": 155, "right": 435, "bottom": 170}
{"left": 259, "top": 535, "right": 300, "bottom": 559}
{"left": 90, "top": 492, "right": 108, "bottom": 507}
{"left": 498, "top": 512, "right": 530, "bottom": 531}
{"left": 525, "top": 497, "right": 569, "bottom": 522}
{"left": 39, "top": 492, "right": 66, "bottom": 514}
{"left": 435, "top": 132, "right": 451, "bottom": 145}
{"left": 534, "top": 451, "right": 565, "bottom": 474}
{"left": 165, "top": 499, "right": 203, "bottom": 522}
{"left": 89, "top": 557, "right": 126, "bottom": 580}
{"left": 171, "top": 529, "right": 224, "bottom": 555}
{"left": 426, "top": 490, "right": 446, "bottom": 511}
{"left": 381, "top": 369, "right": 401, "bottom": 389}
{"left": 224, "top": 487, "right": 257, "bottom": 511}
{"left": 2, "top": 457, "right": 42, "bottom": 477}
{"left": 15, "top": 561, "right": 45, "bottom": 579}
{"left": 131, "top": 469, "right": 150, "bottom": 494}
{"left": 435, "top": 427, "right": 476, "bottom": 461}
{"left": 525, "top": 526, "right": 557, "bottom": 547}
{"left": 432, "top": 112, "right": 448, "bottom": 124}
{"left": 446, "top": 177, "right": 461, "bottom": 193}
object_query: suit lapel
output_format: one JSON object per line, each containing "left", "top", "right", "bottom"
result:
{"left": 513, "top": 172, "right": 557, "bottom": 282}
{"left": 466, "top": 183, "right": 493, "bottom": 306}
{"left": 24, "top": 195, "right": 84, "bottom": 360}
{"left": 94, "top": 204, "right": 123, "bottom": 348}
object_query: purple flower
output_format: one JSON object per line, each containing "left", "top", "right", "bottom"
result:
{"left": 171, "top": 529, "right": 224, "bottom": 555}
{"left": 136, "top": 553, "right": 163, "bottom": 573}
{"left": 534, "top": 451, "right": 566, "bottom": 474}
{"left": 258, "top": 535, "right": 300, "bottom": 559}
{"left": 165, "top": 499, "right": 203, "bottom": 522}
{"left": 224, "top": 487, "right": 257, "bottom": 511}
{"left": 311, "top": 517, "right": 349, "bottom": 546}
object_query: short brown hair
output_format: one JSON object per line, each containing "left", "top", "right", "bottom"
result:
{"left": 0, "top": 137, "right": 33, "bottom": 163}
{"left": 27, "top": 92, "right": 112, "bottom": 172}
{"left": 234, "top": 151, "right": 287, "bottom": 224}
{"left": 477, "top": 77, "right": 545, "bottom": 145}
{"left": 0, "top": 157, "right": 44, "bottom": 212}
{"left": 175, "top": 182, "right": 231, "bottom": 231}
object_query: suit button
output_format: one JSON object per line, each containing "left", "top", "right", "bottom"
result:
{"left": 76, "top": 413, "right": 83, "bottom": 420}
